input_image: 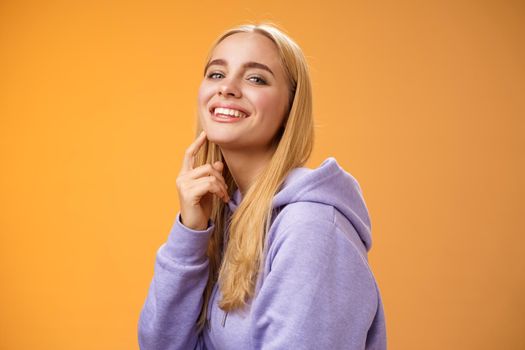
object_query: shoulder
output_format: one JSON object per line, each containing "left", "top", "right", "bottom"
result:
{"left": 269, "top": 202, "right": 364, "bottom": 253}
{"left": 264, "top": 200, "right": 373, "bottom": 273}
{"left": 260, "top": 202, "right": 377, "bottom": 304}
{"left": 274, "top": 201, "right": 336, "bottom": 229}
{"left": 267, "top": 202, "right": 336, "bottom": 248}
{"left": 266, "top": 202, "right": 364, "bottom": 262}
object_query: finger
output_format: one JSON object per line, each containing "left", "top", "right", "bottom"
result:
{"left": 182, "top": 130, "right": 207, "bottom": 173}
{"left": 188, "top": 163, "right": 228, "bottom": 188}
{"left": 212, "top": 162, "right": 230, "bottom": 201}
{"left": 212, "top": 161, "right": 224, "bottom": 172}
{"left": 191, "top": 176, "right": 229, "bottom": 202}
{"left": 211, "top": 161, "right": 225, "bottom": 181}
{"left": 202, "top": 175, "right": 229, "bottom": 201}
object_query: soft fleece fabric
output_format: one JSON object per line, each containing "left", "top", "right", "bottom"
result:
{"left": 138, "top": 157, "right": 387, "bottom": 349}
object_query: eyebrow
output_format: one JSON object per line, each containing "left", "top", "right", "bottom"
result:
{"left": 204, "top": 58, "right": 275, "bottom": 77}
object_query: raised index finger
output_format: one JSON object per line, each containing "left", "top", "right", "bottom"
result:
{"left": 182, "top": 130, "right": 207, "bottom": 173}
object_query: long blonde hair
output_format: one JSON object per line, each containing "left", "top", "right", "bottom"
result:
{"left": 193, "top": 22, "right": 315, "bottom": 330}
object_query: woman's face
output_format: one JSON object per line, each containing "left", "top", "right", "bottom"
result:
{"left": 197, "top": 32, "right": 291, "bottom": 153}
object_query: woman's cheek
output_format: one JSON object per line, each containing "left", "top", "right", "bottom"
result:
{"left": 197, "top": 85, "right": 211, "bottom": 129}
{"left": 197, "top": 83, "right": 208, "bottom": 104}
{"left": 249, "top": 91, "right": 273, "bottom": 114}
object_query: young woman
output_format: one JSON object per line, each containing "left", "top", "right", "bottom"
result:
{"left": 138, "top": 23, "right": 387, "bottom": 349}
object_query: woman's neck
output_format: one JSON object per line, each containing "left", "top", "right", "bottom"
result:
{"left": 220, "top": 147, "right": 274, "bottom": 196}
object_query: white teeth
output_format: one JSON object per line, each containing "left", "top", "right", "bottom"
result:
{"left": 214, "top": 107, "right": 247, "bottom": 118}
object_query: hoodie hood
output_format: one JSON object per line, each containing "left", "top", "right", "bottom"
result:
{"left": 226, "top": 157, "right": 372, "bottom": 251}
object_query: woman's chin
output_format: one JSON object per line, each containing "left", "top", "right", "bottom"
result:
{"left": 203, "top": 128, "right": 234, "bottom": 142}
{"left": 206, "top": 135, "right": 245, "bottom": 150}
{"left": 208, "top": 138, "right": 238, "bottom": 149}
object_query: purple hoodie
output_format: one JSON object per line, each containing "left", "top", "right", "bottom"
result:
{"left": 138, "top": 157, "right": 387, "bottom": 349}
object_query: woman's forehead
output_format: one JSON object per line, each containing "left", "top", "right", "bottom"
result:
{"left": 210, "top": 32, "right": 281, "bottom": 68}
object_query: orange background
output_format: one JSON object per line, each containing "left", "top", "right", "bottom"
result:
{"left": 1, "top": 1, "right": 524, "bottom": 349}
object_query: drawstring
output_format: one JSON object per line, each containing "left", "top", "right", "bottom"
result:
{"left": 206, "top": 284, "right": 228, "bottom": 328}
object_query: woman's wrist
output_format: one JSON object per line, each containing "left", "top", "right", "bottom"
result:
{"left": 180, "top": 215, "right": 209, "bottom": 231}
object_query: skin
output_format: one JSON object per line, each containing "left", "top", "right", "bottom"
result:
{"left": 176, "top": 32, "right": 291, "bottom": 230}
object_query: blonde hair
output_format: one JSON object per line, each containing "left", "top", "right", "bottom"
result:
{"left": 193, "top": 22, "right": 314, "bottom": 330}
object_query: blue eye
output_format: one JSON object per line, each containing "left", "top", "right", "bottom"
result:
{"left": 206, "top": 72, "right": 267, "bottom": 85}
{"left": 249, "top": 76, "right": 267, "bottom": 85}
{"left": 207, "top": 72, "right": 224, "bottom": 79}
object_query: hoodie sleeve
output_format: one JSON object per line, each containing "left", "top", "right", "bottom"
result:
{"left": 138, "top": 213, "right": 213, "bottom": 350}
{"left": 249, "top": 212, "right": 380, "bottom": 350}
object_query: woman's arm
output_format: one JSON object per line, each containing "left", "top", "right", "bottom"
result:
{"left": 138, "top": 213, "right": 213, "bottom": 350}
{"left": 250, "top": 213, "right": 385, "bottom": 349}
{"left": 137, "top": 130, "right": 228, "bottom": 349}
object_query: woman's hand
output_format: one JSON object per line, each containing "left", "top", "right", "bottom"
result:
{"left": 176, "top": 131, "right": 230, "bottom": 231}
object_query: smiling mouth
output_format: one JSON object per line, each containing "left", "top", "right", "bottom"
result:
{"left": 210, "top": 107, "right": 250, "bottom": 119}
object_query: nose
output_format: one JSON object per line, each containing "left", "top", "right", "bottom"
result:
{"left": 218, "top": 77, "right": 241, "bottom": 98}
